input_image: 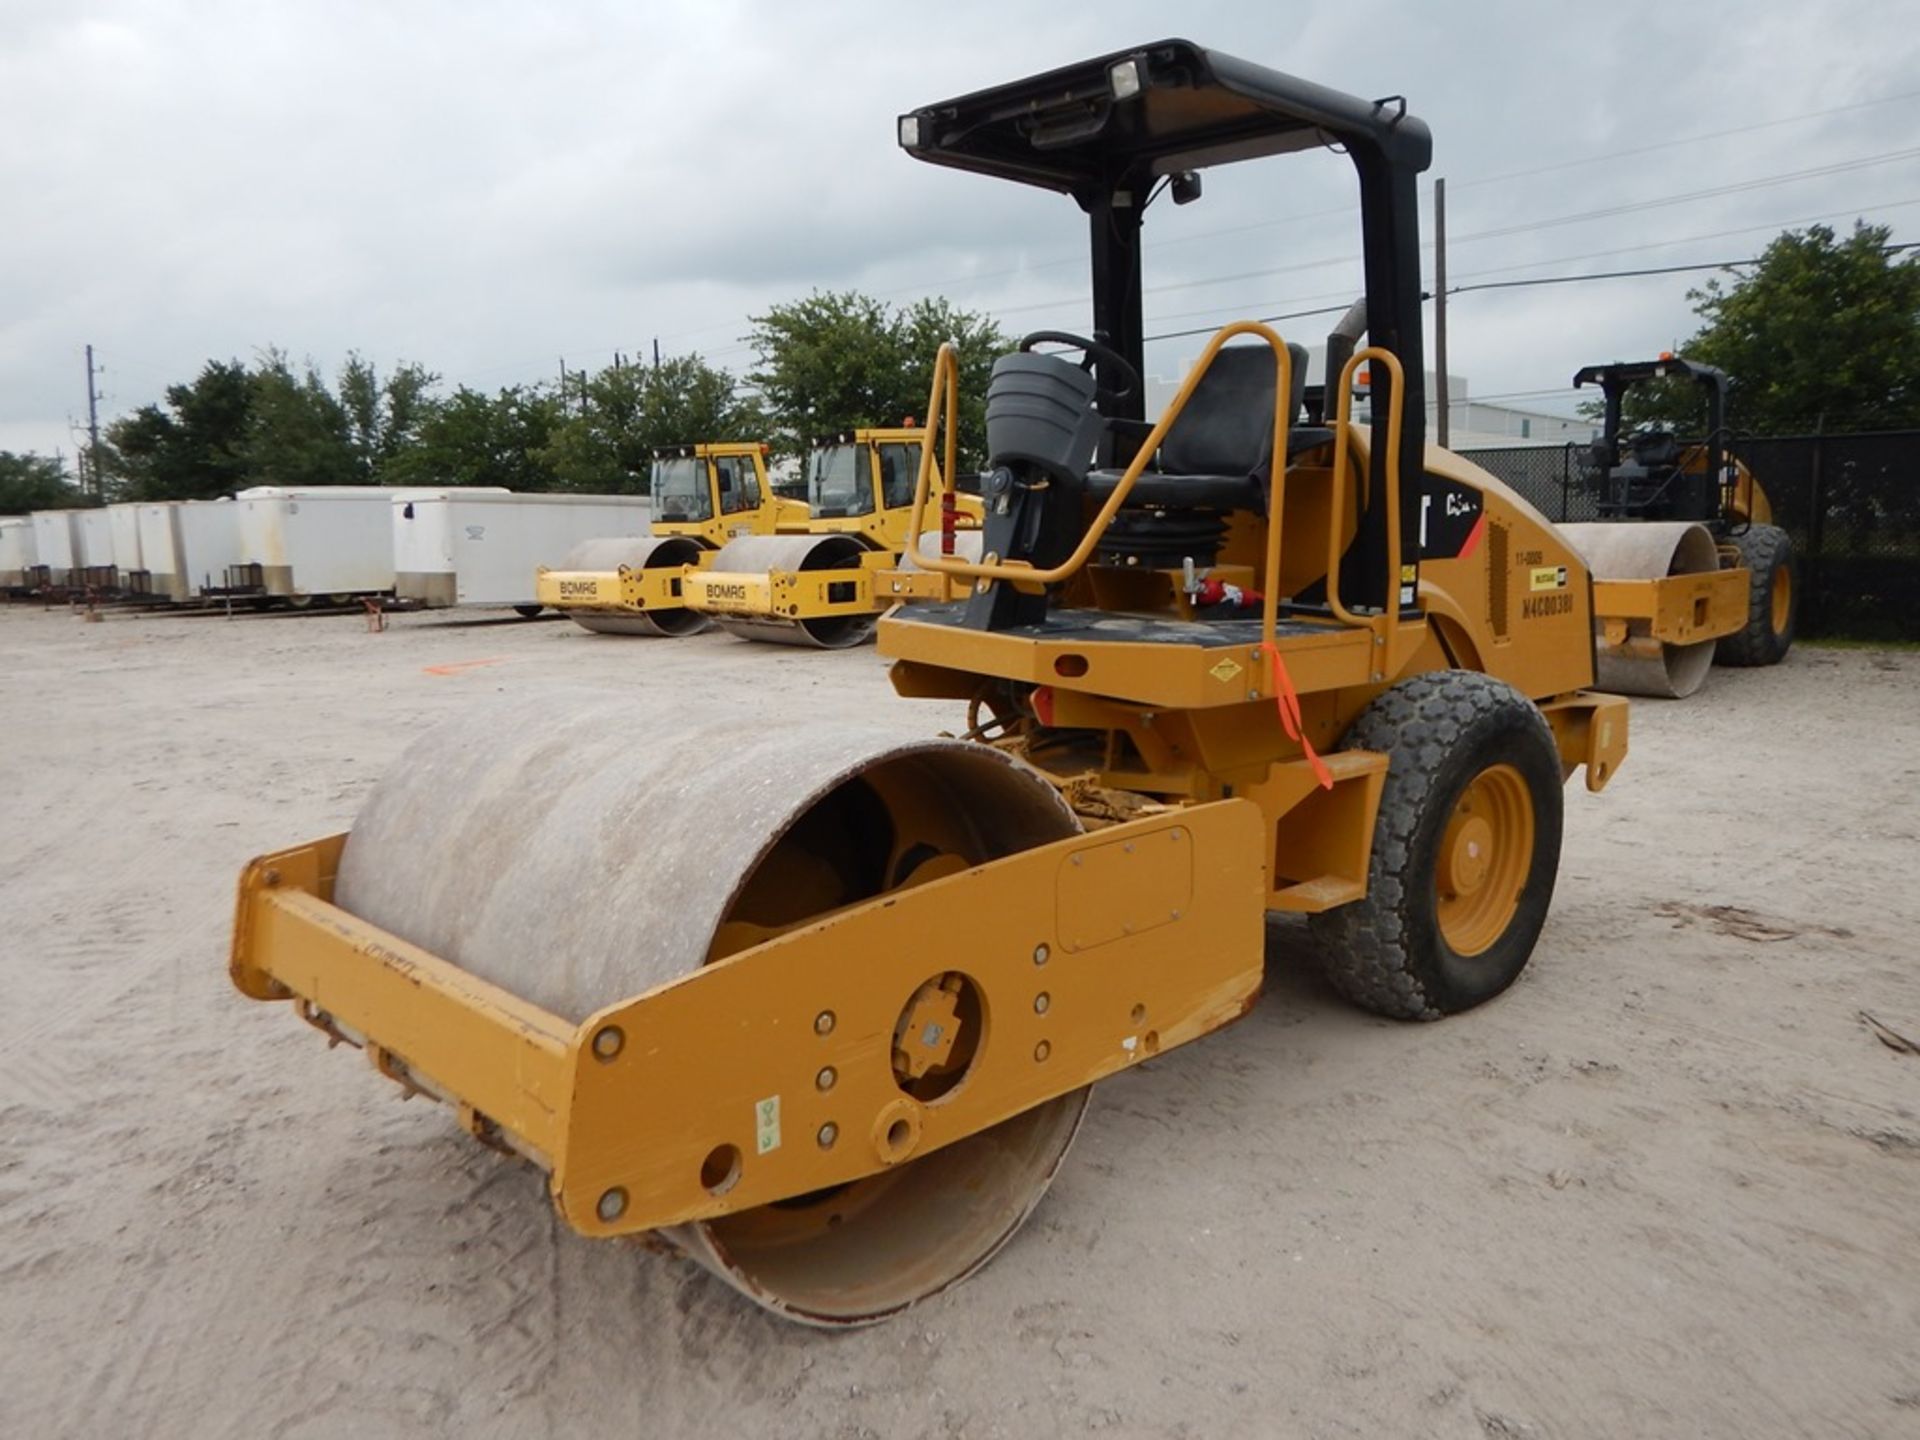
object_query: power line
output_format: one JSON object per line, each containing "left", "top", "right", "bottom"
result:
{"left": 1145, "top": 302, "right": 1360, "bottom": 345}
{"left": 1456, "top": 146, "right": 1920, "bottom": 246}
{"left": 893, "top": 143, "right": 1920, "bottom": 338}
{"left": 1446, "top": 87, "right": 1920, "bottom": 192}
{"left": 439, "top": 201, "right": 1920, "bottom": 386}
{"left": 1130, "top": 195, "right": 1920, "bottom": 336}
{"left": 474, "top": 102, "right": 1920, "bottom": 377}
{"left": 1446, "top": 242, "right": 1920, "bottom": 299}
{"left": 666, "top": 86, "right": 1920, "bottom": 336}
{"left": 1139, "top": 241, "right": 1920, "bottom": 345}
{"left": 1134, "top": 145, "right": 1920, "bottom": 304}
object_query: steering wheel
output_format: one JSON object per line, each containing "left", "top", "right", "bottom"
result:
{"left": 1018, "top": 330, "right": 1141, "bottom": 400}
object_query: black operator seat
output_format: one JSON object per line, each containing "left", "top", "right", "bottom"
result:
{"left": 1087, "top": 342, "right": 1310, "bottom": 510}
{"left": 1627, "top": 428, "right": 1681, "bottom": 469}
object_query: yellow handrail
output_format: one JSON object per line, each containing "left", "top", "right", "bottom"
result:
{"left": 1323, "top": 346, "right": 1408, "bottom": 676}
{"left": 907, "top": 342, "right": 963, "bottom": 554}
{"left": 905, "top": 324, "right": 1295, "bottom": 605}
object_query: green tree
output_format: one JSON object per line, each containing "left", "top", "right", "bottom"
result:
{"left": 746, "top": 290, "right": 1008, "bottom": 469}
{"left": 539, "top": 354, "right": 764, "bottom": 492}
{"left": 1612, "top": 221, "right": 1920, "bottom": 436}
{"left": 385, "top": 384, "right": 566, "bottom": 491}
{"left": 899, "top": 295, "right": 1010, "bottom": 473}
{"left": 243, "top": 350, "right": 359, "bottom": 488}
{"left": 103, "top": 359, "right": 254, "bottom": 500}
{"left": 0, "top": 452, "right": 84, "bottom": 514}
{"left": 338, "top": 353, "right": 440, "bottom": 483}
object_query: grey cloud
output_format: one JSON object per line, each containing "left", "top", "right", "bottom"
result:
{"left": 3, "top": 0, "right": 1918, "bottom": 459}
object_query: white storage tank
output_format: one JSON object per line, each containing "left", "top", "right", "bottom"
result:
{"left": 393, "top": 491, "right": 651, "bottom": 609}
{"left": 0, "top": 517, "right": 39, "bottom": 588}
{"left": 138, "top": 500, "right": 244, "bottom": 603}
{"left": 233, "top": 486, "right": 506, "bottom": 601}
{"left": 29, "top": 510, "right": 82, "bottom": 585}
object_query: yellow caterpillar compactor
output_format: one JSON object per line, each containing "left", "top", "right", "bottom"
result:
{"left": 1559, "top": 357, "right": 1798, "bottom": 697}
{"left": 679, "top": 426, "right": 986, "bottom": 647}
{"left": 534, "top": 441, "right": 806, "bottom": 635}
{"left": 230, "top": 42, "right": 1629, "bottom": 1326}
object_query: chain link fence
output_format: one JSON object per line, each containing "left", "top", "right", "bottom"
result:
{"left": 1457, "top": 430, "right": 1920, "bottom": 641}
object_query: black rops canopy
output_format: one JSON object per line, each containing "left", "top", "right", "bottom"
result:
{"left": 1574, "top": 358, "right": 1729, "bottom": 396}
{"left": 1574, "top": 358, "right": 1730, "bottom": 450}
{"left": 899, "top": 38, "right": 1433, "bottom": 611}
{"left": 898, "top": 41, "right": 1430, "bottom": 194}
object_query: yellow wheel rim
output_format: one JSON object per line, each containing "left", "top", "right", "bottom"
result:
{"left": 1436, "top": 763, "right": 1534, "bottom": 957}
{"left": 1769, "top": 564, "right": 1791, "bottom": 635}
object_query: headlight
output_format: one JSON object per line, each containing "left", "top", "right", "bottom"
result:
{"left": 898, "top": 114, "right": 923, "bottom": 149}
{"left": 1108, "top": 58, "right": 1142, "bottom": 100}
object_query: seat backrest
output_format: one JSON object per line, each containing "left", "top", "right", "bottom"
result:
{"left": 1628, "top": 428, "right": 1681, "bottom": 468}
{"left": 1159, "top": 342, "right": 1308, "bottom": 476}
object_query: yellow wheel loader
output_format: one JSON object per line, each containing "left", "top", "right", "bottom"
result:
{"left": 534, "top": 441, "right": 806, "bottom": 635}
{"left": 229, "top": 41, "right": 1629, "bottom": 1327}
{"left": 681, "top": 426, "right": 987, "bottom": 647}
{"left": 1560, "top": 357, "right": 1798, "bottom": 696}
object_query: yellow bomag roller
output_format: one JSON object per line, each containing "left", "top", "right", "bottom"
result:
{"left": 681, "top": 427, "right": 987, "bottom": 648}
{"left": 1559, "top": 357, "right": 1798, "bottom": 697}
{"left": 535, "top": 440, "right": 806, "bottom": 635}
{"left": 229, "top": 41, "right": 1629, "bottom": 1326}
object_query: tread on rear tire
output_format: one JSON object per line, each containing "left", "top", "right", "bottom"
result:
{"left": 1306, "top": 671, "right": 1564, "bottom": 1021}
{"left": 1715, "top": 523, "right": 1796, "bottom": 667}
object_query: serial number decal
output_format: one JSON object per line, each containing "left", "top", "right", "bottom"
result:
{"left": 1521, "top": 592, "right": 1574, "bottom": 619}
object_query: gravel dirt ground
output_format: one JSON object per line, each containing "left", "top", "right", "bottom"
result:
{"left": 1, "top": 601, "right": 1916, "bottom": 1439}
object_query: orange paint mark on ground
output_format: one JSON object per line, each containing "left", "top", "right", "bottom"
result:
{"left": 422, "top": 658, "right": 507, "bottom": 677}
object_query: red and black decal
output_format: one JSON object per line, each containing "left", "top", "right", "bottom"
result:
{"left": 1419, "top": 475, "right": 1485, "bottom": 560}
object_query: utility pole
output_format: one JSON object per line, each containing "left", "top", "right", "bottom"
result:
{"left": 84, "top": 344, "right": 104, "bottom": 497}
{"left": 652, "top": 337, "right": 661, "bottom": 368}
{"left": 1433, "top": 179, "right": 1450, "bottom": 449}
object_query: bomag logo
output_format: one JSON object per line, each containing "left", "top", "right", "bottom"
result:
{"left": 557, "top": 580, "right": 603, "bottom": 598}
{"left": 708, "top": 583, "right": 751, "bottom": 601}
{"left": 1521, "top": 592, "right": 1574, "bottom": 620}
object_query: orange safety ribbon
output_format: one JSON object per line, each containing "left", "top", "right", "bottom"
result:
{"left": 1258, "top": 641, "right": 1334, "bottom": 790}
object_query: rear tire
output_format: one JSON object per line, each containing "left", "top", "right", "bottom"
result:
{"left": 1715, "top": 524, "right": 1796, "bottom": 667}
{"left": 1307, "top": 671, "right": 1564, "bottom": 1021}
{"left": 512, "top": 603, "right": 543, "bottom": 619}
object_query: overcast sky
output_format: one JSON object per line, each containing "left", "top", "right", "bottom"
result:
{"left": 4, "top": 0, "right": 1919, "bottom": 462}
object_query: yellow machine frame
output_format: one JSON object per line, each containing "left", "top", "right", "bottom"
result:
{"left": 232, "top": 320, "right": 1628, "bottom": 1243}
{"left": 231, "top": 800, "right": 1266, "bottom": 1236}
{"left": 679, "top": 428, "right": 987, "bottom": 624}
{"left": 890, "top": 327, "right": 1625, "bottom": 914}
{"left": 1582, "top": 441, "right": 1773, "bottom": 649}
{"left": 533, "top": 442, "right": 804, "bottom": 615}
{"left": 1569, "top": 355, "right": 1777, "bottom": 654}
